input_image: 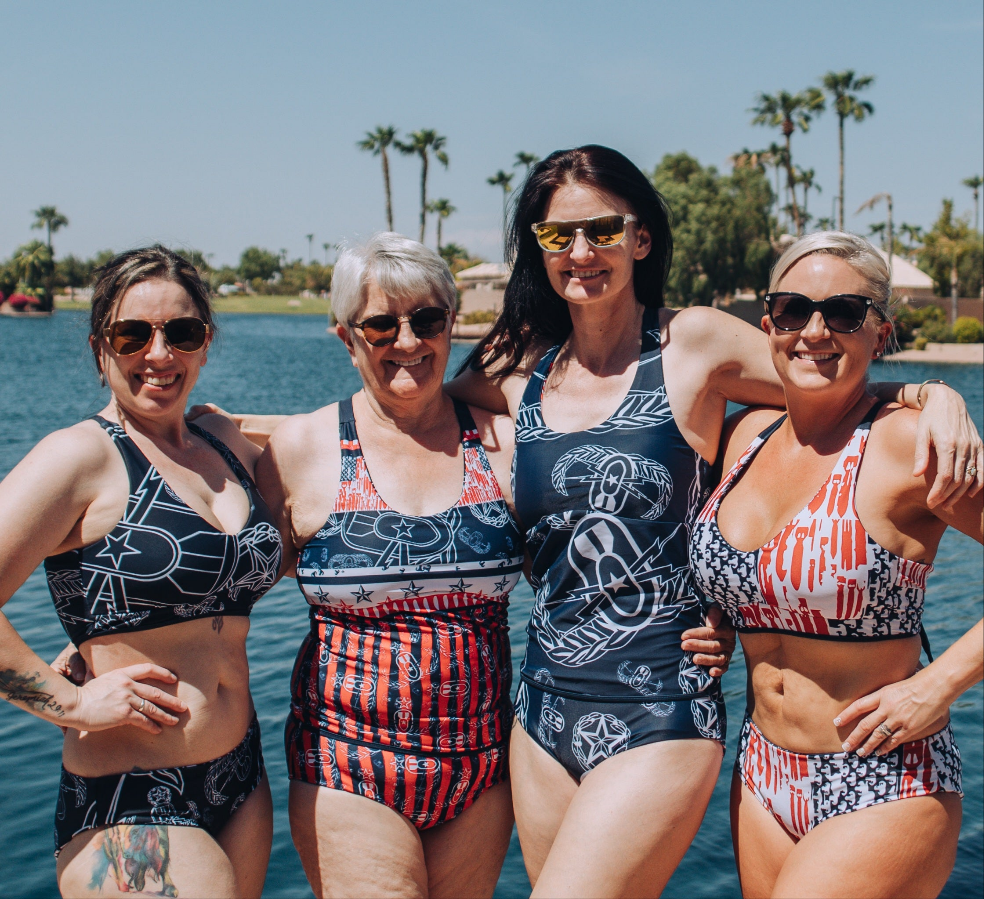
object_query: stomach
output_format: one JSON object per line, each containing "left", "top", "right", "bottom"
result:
{"left": 742, "top": 631, "right": 944, "bottom": 753}
{"left": 62, "top": 616, "right": 254, "bottom": 776}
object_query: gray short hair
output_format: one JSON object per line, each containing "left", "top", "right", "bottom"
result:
{"left": 331, "top": 232, "right": 457, "bottom": 325}
{"left": 770, "top": 231, "right": 892, "bottom": 315}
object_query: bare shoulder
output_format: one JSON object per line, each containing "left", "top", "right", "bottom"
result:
{"left": 662, "top": 305, "right": 761, "bottom": 351}
{"left": 720, "top": 406, "right": 784, "bottom": 470}
{"left": 192, "top": 412, "right": 261, "bottom": 471}
{"left": 867, "top": 402, "right": 921, "bottom": 466}
{"left": 467, "top": 406, "right": 515, "bottom": 457}
{"left": 266, "top": 404, "right": 340, "bottom": 475}
{"left": 22, "top": 419, "right": 115, "bottom": 481}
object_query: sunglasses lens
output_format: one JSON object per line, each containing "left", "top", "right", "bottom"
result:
{"left": 109, "top": 320, "right": 153, "bottom": 354}
{"left": 823, "top": 297, "right": 868, "bottom": 332}
{"left": 584, "top": 215, "right": 626, "bottom": 247}
{"left": 409, "top": 307, "right": 448, "bottom": 339}
{"left": 359, "top": 315, "right": 400, "bottom": 346}
{"left": 162, "top": 318, "right": 208, "bottom": 351}
{"left": 535, "top": 222, "right": 575, "bottom": 252}
{"left": 770, "top": 294, "right": 812, "bottom": 330}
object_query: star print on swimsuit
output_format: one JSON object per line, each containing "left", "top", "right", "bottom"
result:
{"left": 95, "top": 530, "right": 141, "bottom": 568}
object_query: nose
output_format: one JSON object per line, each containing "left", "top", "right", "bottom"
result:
{"left": 801, "top": 310, "right": 830, "bottom": 339}
{"left": 392, "top": 318, "right": 421, "bottom": 351}
{"left": 569, "top": 229, "right": 594, "bottom": 262}
{"left": 145, "top": 325, "right": 172, "bottom": 360}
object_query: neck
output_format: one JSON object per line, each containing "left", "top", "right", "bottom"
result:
{"left": 356, "top": 385, "right": 455, "bottom": 437}
{"left": 781, "top": 380, "right": 875, "bottom": 448}
{"left": 565, "top": 297, "right": 646, "bottom": 374}
{"left": 107, "top": 400, "right": 193, "bottom": 450}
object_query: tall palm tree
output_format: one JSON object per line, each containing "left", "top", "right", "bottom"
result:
{"left": 487, "top": 170, "right": 514, "bottom": 230}
{"left": 962, "top": 175, "right": 983, "bottom": 232}
{"left": 795, "top": 168, "right": 821, "bottom": 229}
{"left": 898, "top": 223, "right": 923, "bottom": 261}
{"left": 857, "top": 192, "right": 894, "bottom": 266}
{"left": 750, "top": 88, "right": 825, "bottom": 235}
{"left": 820, "top": 71, "right": 875, "bottom": 230}
{"left": 322, "top": 242, "right": 331, "bottom": 265}
{"left": 426, "top": 199, "right": 456, "bottom": 252}
{"left": 396, "top": 130, "right": 449, "bottom": 243}
{"left": 357, "top": 126, "right": 399, "bottom": 231}
{"left": 305, "top": 233, "right": 314, "bottom": 263}
{"left": 31, "top": 205, "right": 69, "bottom": 253}
{"left": 514, "top": 151, "right": 540, "bottom": 175}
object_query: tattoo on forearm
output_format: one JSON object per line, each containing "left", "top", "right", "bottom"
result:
{"left": 0, "top": 669, "right": 65, "bottom": 717}
{"left": 89, "top": 825, "right": 178, "bottom": 897}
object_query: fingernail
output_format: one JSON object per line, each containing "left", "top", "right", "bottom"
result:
{"left": 841, "top": 742, "right": 850, "bottom": 751}
{"left": 833, "top": 717, "right": 841, "bottom": 726}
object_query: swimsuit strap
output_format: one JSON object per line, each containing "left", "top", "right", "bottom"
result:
{"left": 90, "top": 415, "right": 151, "bottom": 490}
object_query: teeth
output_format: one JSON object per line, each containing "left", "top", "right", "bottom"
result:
{"left": 796, "top": 353, "right": 836, "bottom": 362}
{"left": 141, "top": 374, "right": 178, "bottom": 386}
{"left": 391, "top": 356, "right": 426, "bottom": 367}
{"left": 568, "top": 270, "right": 604, "bottom": 278}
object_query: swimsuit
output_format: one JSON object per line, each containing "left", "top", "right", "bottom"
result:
{"left": 512, "top": 308, "right": 725, "bottom": 780}
{"left": 44, "top": 416, "right": 281, "bottom": 851}
{"left": 286, "top": 397, "right": 523, "bottom": 828}
{"left": 691, "top": 404, "right": 961, "bottom": 835}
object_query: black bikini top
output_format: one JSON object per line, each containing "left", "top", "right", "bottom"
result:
{"left": 44, "top": 416, "right": 282, "bottom": 645}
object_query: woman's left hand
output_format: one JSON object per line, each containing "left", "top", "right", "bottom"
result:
{"left": 681, "top": 605, "right": 736, "bottom": 677}
{"left": 914, "top": 383, "right": 984, "bottom": 511}
{"left": 834, "top": 669, "right": 949, "bottom": 757}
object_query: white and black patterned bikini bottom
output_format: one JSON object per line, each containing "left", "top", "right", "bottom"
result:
{"left": 515, "top": 679, "right": 725, "bottom": 781}
{"left": 737, "top": 713, "right": 962, "bottom": 839}
{"left": 54, "top": 715, "right": 264, "bottom": 855}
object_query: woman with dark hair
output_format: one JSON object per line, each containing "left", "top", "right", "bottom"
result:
{"left": 0, "top": 246, "right": 281, "bottom": 898}
{"left": 446, "top": 145, "right": 982, "bottom": 896}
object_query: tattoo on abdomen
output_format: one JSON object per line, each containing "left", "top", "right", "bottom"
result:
{"left": 89, "top": 825, "right": 178, "bottom": 897}
{"left": 0, "top": 669, "right": 65, "bottom": 717}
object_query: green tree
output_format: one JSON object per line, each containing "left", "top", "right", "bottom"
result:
{"left": 962, "top": 175, "right": 982, "bottom": 232}
{"left": 31, "top": 206, "right": 69, "bottom": 253}
{"left": 396, "top": 129, "right": 449, "bottom": 243}
{"left": 11, "top": 240, "right": 55, "bottom": 310}
{"left": 514, "top": 151, "right": 540, "bottom": 180}
{"left": 794, "top": 168, "right": 821, "bottom": 230}
{"left": 439, "top": 242, "right": 483, "bottom": 275}
{"left": 652, "top": 152, "right": 773, "bottom": 306}
{"left": 819, "top": 71, "right": 874, "bottom": 229}
{"left": 919, "top": 200, "right": 984, "bottom": 298}
{"left": 55, "top": 254, "right": 95, "bottom": 289}
{"left": 899, "top": 223, "right": 923, "bottom": 260}
{"left": 750, "top": 88, "right": 825, "bottom": 235}
{"left": 426, "top": 199, "right": 456, "bottom": 252}
{"left": 238, "top": 246, "right": 281, "bottom": 283}
{"left": 358, "top": 126, "right": 399, "bottom": 231}
{"left": 487, "top": 170, "right": 513, "bottom": 230}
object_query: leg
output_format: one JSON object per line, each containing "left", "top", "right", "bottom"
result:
{"left": 289, "top": 780, "right": 429, "bottom": 899}
{"left": 57, "top": 824, "right": 238, "bottom": 898}
{"left": 530, "top": 738, "right": 723, "bottom": 899}
{"left": 730, "top": 773, "right": 796, "bottom": 899}
{"left": 420, "top": 780, "right": 514, "bottom": 899}
{"left": 215, "top": 773, "right": 273, "bottom": 899}
{"left": 773, "top": 793, "right": 962, "bottom": 899}
{"left": 509, "top": 721, "right": 578, "bottom": 886}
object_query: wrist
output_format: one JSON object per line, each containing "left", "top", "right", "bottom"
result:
{"left": 915, "top": 662, "right": 961, "bottom": 707}
{"left": 916, "top": 379, "right": 948, "bottom": 409}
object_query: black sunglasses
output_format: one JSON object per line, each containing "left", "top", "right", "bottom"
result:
{"left": 765, "top": 292, "right": 876, "bottom": 334}
{"left": 349, "top": 307, "right": 449, "bottom": 346}
{"left": 103, "top": 317, "right": 211, "bottom": 355}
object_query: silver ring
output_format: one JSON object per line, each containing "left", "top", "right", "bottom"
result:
{"left": 138, "top": 697, "right": 146, "bottom": 713}
{"left": 966, "top": 466, "right": 978, "bottom": 478}
{"left": 875, "top": 722, "right": 894, "bottom": 738}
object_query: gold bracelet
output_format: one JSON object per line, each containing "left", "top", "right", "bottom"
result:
{"left": 916, "top": 379, "right": 947, "bottom": 409}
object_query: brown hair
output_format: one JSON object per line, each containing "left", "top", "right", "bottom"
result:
{"left": 89, "top": 245, "right": 215, "bottom": 379}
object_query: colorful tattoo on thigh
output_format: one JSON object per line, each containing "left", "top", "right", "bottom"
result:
{"left": 88, "top": 825, "right": 178, "bottom": 897}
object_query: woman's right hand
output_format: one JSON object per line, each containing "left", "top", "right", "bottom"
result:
{"left": 66, "top": 663, "right": 188, "bottom": 735}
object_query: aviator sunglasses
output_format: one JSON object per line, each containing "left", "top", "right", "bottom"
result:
{"left": 765, "top": 292, "right": 878, "bottom": 334}
{"left": 531, "top": 214, "right": 638, "bottom": 252}
{"left": 103, "top": 317, "right": 211, "bottom": 355}
{"left": 349, "top": 306, "right": 449, "bottom": 346}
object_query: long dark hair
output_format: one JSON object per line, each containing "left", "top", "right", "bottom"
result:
{"left": 463, "top": 145, "right": 672, "bottom": 376}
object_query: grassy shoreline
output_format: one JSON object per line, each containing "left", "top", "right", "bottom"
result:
{"left": 55, "top": 295, "right": 332, "bottom": 316}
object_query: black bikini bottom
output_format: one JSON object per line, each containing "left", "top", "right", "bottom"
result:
{"left": 54, "top": 714, "right": 264, "bottom": 856}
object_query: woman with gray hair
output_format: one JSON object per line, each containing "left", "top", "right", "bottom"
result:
{"left": 690, "top": 231, "right": 982, "bottom": 898}
{"left": 255, "top": 233, "right": 524, "bottom": 897}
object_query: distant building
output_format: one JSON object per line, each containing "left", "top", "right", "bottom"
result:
{"left": 874, "top": 249, "right": 935, "bottom": 300}
{"left": 455, "top": 262, "right": 511, "bottom": 315}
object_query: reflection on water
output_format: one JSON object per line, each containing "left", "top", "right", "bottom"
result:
{"left": 0, "top": 312, "right": 980, "bottom": 898}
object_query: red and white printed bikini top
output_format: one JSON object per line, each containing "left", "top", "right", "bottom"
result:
{"left": 690, "top": 403, "right": 930, "bottom": 640}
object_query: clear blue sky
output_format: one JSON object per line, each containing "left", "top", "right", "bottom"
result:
{"left": 4, "top": 0, "right": 982, "bottom": 265}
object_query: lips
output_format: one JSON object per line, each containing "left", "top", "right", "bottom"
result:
{"left": 138, "top": 373, "right": 179, "bottom": 387}
{"left": 566, "top": 269, "right": 606, "bottom": 279}
{"left": 387, "top": 355, "right": 428, "bottom": 368}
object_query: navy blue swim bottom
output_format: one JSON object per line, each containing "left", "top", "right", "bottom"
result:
{"left": 55, "top": 714, "right": 264, "bottom": 855}
{"left": 515, "top": 678, "right": 726, "bottom": 780}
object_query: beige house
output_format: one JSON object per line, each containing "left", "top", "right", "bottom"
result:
{"left": 456, "top": 262, "right": 510, "bottom": 315}
{"left": 874, "top": 249, "right": 936, "bottom": 300}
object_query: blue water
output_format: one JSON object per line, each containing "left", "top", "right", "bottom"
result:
{"left": 0, "top": 311, "right": 980, "bottom": 898}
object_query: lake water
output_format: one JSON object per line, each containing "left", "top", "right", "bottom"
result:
{"left": 0, "top": 311, "right": 980, "bottom": 898}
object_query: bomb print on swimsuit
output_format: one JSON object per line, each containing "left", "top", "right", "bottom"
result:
{"left": 512, "top": 307, "right": 724, "bottom": 774}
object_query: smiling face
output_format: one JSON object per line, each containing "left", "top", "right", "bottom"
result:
{"left": 764, "top": 254, "right": 893, "bottom": 396}
{"left": 539, "top": 181, "right": 651, "bottom": 310}
{"left": 339, "top": 276, "right": 453, "bottom": 407}
{"left": 97, "top": 278, "right": 210, "bottom": 422}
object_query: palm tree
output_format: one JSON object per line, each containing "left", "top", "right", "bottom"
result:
{"left": 795, "top": 168, "right": 821, "bottom": 229}
{"left": 750, "top": 88, "right": 825, "bottom": 235}
{"left": 396, "top": 130, "right": 449, "bottom": 243}
{"left": 820, "top": 71, "right": 875, "bottom": 230}
{"left": 31, "top": 206, "right": 69, "bottom": 253}
{"left": 322, "top": 242, "right": 331, "bottom": 265}
{"left": 514, "top": 151, "right": 540, "bottom": 177}
{"left": 305, "top": 233, "right": 314, "bottom": 263}
{"left": 962, "top": 175, "right": 983, "bottom": 232}
{"left": 867, "top": 222, "right": 887, "bottom": 247}
{"left": 898, "top": 223, "right": 923, "bottom": 261}
{"left": 487, "top": 170, "right": 514, "bottom": 231}
{"left": 857, "top": 192, "right": 894, "bottom": 268}
{"left": 426, "top": 199, "right": 456, "bottom": 252}
{"left": 357, "top": 126, "right": 399, "bottom": 231}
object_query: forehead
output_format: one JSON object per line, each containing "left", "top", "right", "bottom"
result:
{"left": 360, "top": 276, "right": 433, "bottom": 316}
{"left": 115, "top": 279, "right": 197, "bottom": 319}
{"left": 543, "top": 182, "right": 629, "bottom": 220}
{"left": 778, "top": 254, "right": 869, "bottom": 298}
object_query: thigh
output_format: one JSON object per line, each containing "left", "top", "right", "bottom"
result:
{"left": 730, "top": 774, "right": 796, "bottom": 899}
{"left": 533, "top": 738, "right": 723, "bottom": 899}
{"left": 288, "top": 779, "right": 428, "bottom": 899}
{"left": 215, "top": 773, "right": 273, "bottom": 899}
{"left": 774, "top": 793, "right": 962, "bottom": 899}
{"left": 509, "top": 720, "right": 579, "bottom": 886}
{"left": 57, "top": 823, "right": 237, "bottom": 898}
{"left": 420, "top": 780, "right": 514, "bottom": 899}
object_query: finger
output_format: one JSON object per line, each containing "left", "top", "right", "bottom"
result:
{"left": 133, "top": 686, "right": 187, "bottom": 715}
{"left": 969, "top": 448, "right": 984, "bottom": 498}
{"left": 925, "top": 439, "right": 957, "bottom": 509}
{"left": 912, "top": 420, "right": 930, "bottom": 477}
{"left": 841, "top": 712, "right": 882, "bottom": 753}
{"left": 704, "top": 605, "right": 724, "bottom": 628}
{"left": 681, "top": 635, "right": 723, "bottom": 651}
{"left": 874, "top": 726, "right": 905, "bottom": 757}
{"left": 128, "top": 705, "right": 163, "bottom": 735}
{"left": 692, "top": 653, "right": 729, "bottom": 668}
{"left": 134, "top": 698, "right": 181, "bottom": 726}
{"left": 857, "top": 719, "right": 899, "bottom": 757}
{"left": 834, "top": 692, "right": 880, "bottom": 728}
{"left": 680, "top": 626, "right": 714, "bottom": 642}
{"left": 125, "top": 664, "right": 178, "bottom": 684}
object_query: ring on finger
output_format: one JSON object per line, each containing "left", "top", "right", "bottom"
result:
{"left": 966, "top": 466, "right": 978, "bottom": 478}
{"left": 138, "top": 697, "right": 146, "bottom": 713}
{"left": 875, "top": 722, "right": 895, "bottom": 738}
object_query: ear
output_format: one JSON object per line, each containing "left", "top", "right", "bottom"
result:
{"left": 633, "top": 223, "right": 652, "bottom": 261}
{"left": 761, "top": 314, "right": 773, "bottom": 335}
{"left": 872, "top": 320, "right": 893, "bottom": 359}
{"left": 336, "top": 323, "right": 359, "bottom": 367}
